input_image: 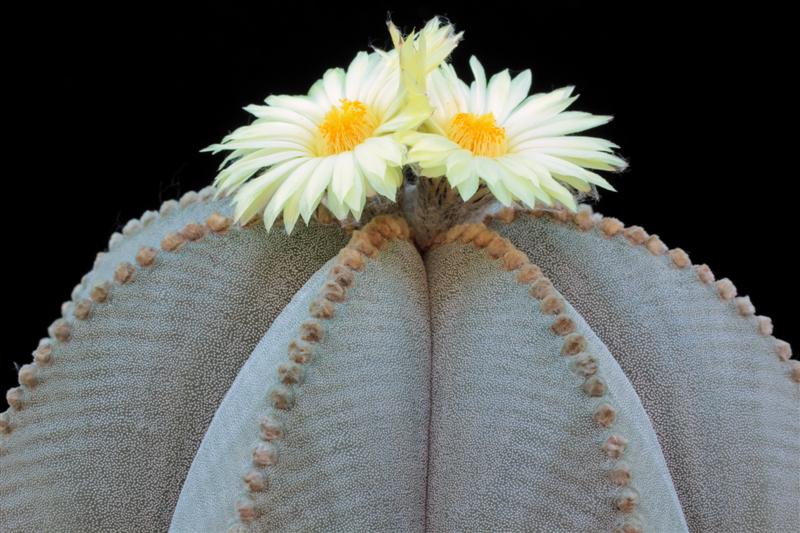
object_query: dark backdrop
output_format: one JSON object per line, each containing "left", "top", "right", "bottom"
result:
{"left": 3, "top": 2, "right": 797, "bottom": 404}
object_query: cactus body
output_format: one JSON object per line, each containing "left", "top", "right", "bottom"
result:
{"left": 1, "top": 192, "right": 797, "bottom": 532}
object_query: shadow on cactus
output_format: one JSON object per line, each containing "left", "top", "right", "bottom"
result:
{"left": 1, "top": 16, "right": 797, "bottom": 533}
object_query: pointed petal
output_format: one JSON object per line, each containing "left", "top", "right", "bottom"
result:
{"left": 331, "top": 152, "right": 356, "bottom": 205}
{"left": 468, "top": 56, "right": 487, "bottom": 114}
{"left": 261, "top": 158, "right": 319, "bottom": 230}
{"left": 299, "top": 156, "right": 335, "bottom": 222}
{"left": 486, "top": 69, "right": 512, "bottom": 120}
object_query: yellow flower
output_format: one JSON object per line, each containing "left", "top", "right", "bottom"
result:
{"left": 204, "top": 17, "right": 461, "bottom": 232}
{"left": 401, "top": 56, "right": 626, "bottom": 210}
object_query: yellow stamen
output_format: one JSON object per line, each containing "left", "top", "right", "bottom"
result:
{"left": 448, "top": 112, "right": 507, "bottom": 157}
{"left": 319, "top": 99, "right": 377, "bottom": 155}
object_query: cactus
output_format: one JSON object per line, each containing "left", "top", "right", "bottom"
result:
{"left": 1, "top": 188, "right": 797, "bottom": 533}
{"left": 2, "top": 14, "right": 798, "bottom": 533}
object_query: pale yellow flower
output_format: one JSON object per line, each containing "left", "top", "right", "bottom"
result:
{"left": 401, "top": 56, "right": 626, "bottom": 210}
{"left": 205, "top": 18, "right": 461, "bottom": 232}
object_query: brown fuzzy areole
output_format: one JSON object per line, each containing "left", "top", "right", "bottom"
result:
{"left": 695, "top": 264, "right": 715, "bottom": 284}
{"left": 309, "top": 298, "right": 335, "bottom": 319}
{"left": 623, "top": 226, "right": 649, "bottom": 245}
{"left": 459, "top": 224, "right": 484, "bottom": 244}
{"left": 614, "top": 487, "right": 640, "bottom": 514}
{"left": 49, "top": 319, "right": 72, "bottom": 342}
{"left": 540, "top": 294, "right": 565, "bottom": 315}
{"left": 73, "top": 299, "right": 92, "bottom": 320}
{"left": 277, "top": 362, "right": 305, "bottom": 385}
{"left": 716, "top": 278, "right": 737, "bottom": 300}
{"left": 735, "top": 296, "right": 755, "bottom": 316}
{"left": 603, "top": 435, "right": 629, "bottom": 459}
{"left": 669, "top": 248, "right": 691, "bottom": 268}
{"left": 493, "top": 207, "right": 517, "bottom": 223}
{"left": 775, "top": 340, "right": 792, "bottom": 362}
{"left": 561, "top": 333, "right": 588, "bottom": 356}
{"left": 472, "top": 229, "right": 496, "bottom": 248}
{"left": 395, "top": 217, "right": 411, "bottom": 241}
{"left": 90, "top": 282, "right": 111, "bottom": 303}
{"left": 364, "top": 227, "right": 387, "bottom": 249}
{"left": 287, "top": 339, "right": 313, "bottom": 364}
{"left": 593, "top": 403, "right": 617, "bottom": 427}
{"left": 269, "top": 385, "right": 295, "bottom": 410}
{"left": 252, "top": 442, "right": 278, "bottom": 467}
{"left": 259, "top": 416, "right": 283, "bottom": 441}
{"left": 337, "top": 248, "right": 365, "bottom": 272}
{"left": 328, "top": 265, "right": 355, "bottom": 289}
{"left": 18, "top": 365, "right": 38, "bottom": 388}
{"left": 756, "top": 315, "right": 774, "bottom": 336}
{"left": 206, "top": 212, "right": 233, "bottom": 233}
{"left": 486, "top": 236, "right": 512, "bottom": 259}
{"left": 5, "top": 387, "right": 23, "bottom": 410}
{"left": 571, "top": 353, "right": 599, "bottom": 377}
{"left": 516, "top": 263, "right": 542, "bottom": 284}
{"left": 369, "top": 216, "right": 398, "bottom": 239}
{"left": 321, "top": 281, "right": 346, "bottom": 303}
{"left": 445, "top": 224, "right": 467, "bottom": 243}
{"left": 235, "top": 498, "right": 257, "bottom": 523}
{"left": 610, "top": 464, "right": 632, "bottom": 486}
{"left": 160, "top": 232, "right": 185, "bottom": 252}
{"left": 583, "top": 376, "right": 606, "bottom": 397}
{"left": 33, "top": 342, "right": 53, "bottom": 366}
{"left": 501, "top": 250, "right": 528, "bottom": 271}
{"left": 599, "top": 216, "right": 624, "bottom": 237}
{"left": 645, "top": 235, "right": 668, "bottom": 256}
{"left": 180, "top": 223, "right": 207, "bottom": 242}
{"left": 529, "top": 278, "right": 555, "bottom": 300}
{"left": 349, "top": 231, "right": 378, "bottom": 258}
{"left": 113, "top": 262, "right": 136, "bottom": 284}
{"left": 243, "top": 470, "right": 266, "bottom": 492}
{"left": 136, "top": 246, "right": 158, "bottom": 267}
{"left": 549, "top": 207, "right": 572, "bottom": 223}
{"left": 789, "top": 360, "right": 800, "bottom": 383}
{"left": 574, "top": 205, "right": 595, "bottom": 231}
{"left": 0, "top": 411, "right": 10, "bottom": 434}
{"left": 298, "top": 321, "right": 324, "bottom": 343}
{"left": 550, "top": 314, "right": 577, "bottom": 336}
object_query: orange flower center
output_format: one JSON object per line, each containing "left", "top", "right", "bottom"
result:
{"left": 318, "top": 99, "right": 377, "bottom": 155}
{"left": 448, "top": 112, "right": 507, "bottom": 157}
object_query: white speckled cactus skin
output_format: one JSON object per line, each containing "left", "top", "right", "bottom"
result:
{"left": 1, "top": 189, "right": 797, "bottom": 533}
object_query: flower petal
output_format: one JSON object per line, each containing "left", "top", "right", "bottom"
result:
{"left": 322, "top": 67, "right": 346, "bottom": 105}
{"left": 298, "top": 156, "right": 335, "bottom": 222}
{"left": 468, "top": 56, "right": 488, "bottom": 114}
{"left": 331, "top": 152, "right": 356, "bottom": 204}
{"left": 512, "top": 112, "right": 613, "bottom": 141}
{"left": 345, "top": 51, "right": 371, "bottom": 101}
{"left": 233, "top": 158, "right": 307, "bottom": 223}
{"left": 486, "top": 69, "right": 511, "bottom": 120}
{"left": 262, "top": 158, "right": 320, "bottom": 230}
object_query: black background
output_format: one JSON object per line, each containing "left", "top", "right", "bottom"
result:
{"left": 3, "top": 2, "right": 797, "bottom": 404}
